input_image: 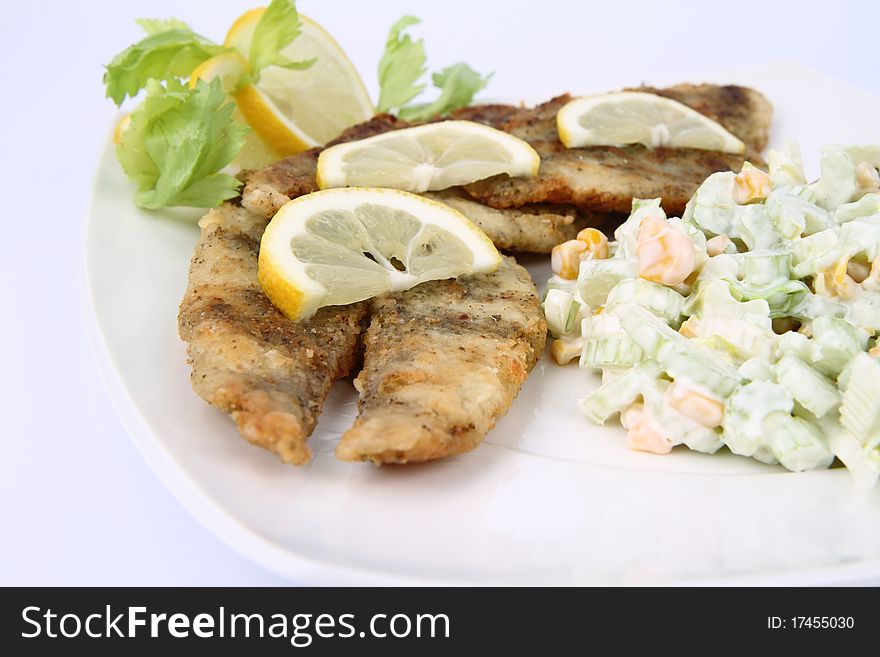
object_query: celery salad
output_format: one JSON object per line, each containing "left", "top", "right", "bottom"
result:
{"left": 543, "top": 144, "right": 880, "bottom": 488}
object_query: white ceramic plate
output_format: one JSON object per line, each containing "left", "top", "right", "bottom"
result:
{"left": 86, "top": 63, "right": 880, "bottom": 585}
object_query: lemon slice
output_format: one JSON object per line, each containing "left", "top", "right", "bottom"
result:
{"left": 113, "top": 112, "right": 131, "bottom": 145}
{"left": 316, "top": 121, "right": 541, "bottom": 193}
{"left": 190, "top": 51, "right": 283, "bottom": 168}
{"left": 258, "top": 188, "right": 501, "bottom": 320}
{"left": 224, "top": 8, "right": 373, "bottom": 156}
{"left": 189, "top": 50, "right": 248, "bottom": 93}
{"left": 557, "top": 92, "right": 745, "bottom": 154}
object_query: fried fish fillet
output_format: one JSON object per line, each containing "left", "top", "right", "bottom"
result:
{"left": 239, "top": 118, "right": 598, "bottom": 253}
{"left": 462, "top": 85, "right": 772, "bottom": 215}
{"left": 336, "top": 256, "right": 547, "bottom": 464}
{"left": 493, "top": 85, "right": 771, "bottom": 156}
{"left": 178, "top": 203, "right": 368, "bottom": 464}
{"left": 422, "top": 190, "right": 597, "bottom": 253}
{"left": 635, "top": 83, "right": 772, "bottom": 155}
{"left": 242, "top": 83, "right": 771, "bottom": 227}
{"left": 462, "top": 143, "right": 750, "bottom": 216}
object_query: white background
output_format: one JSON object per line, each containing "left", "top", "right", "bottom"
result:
{"left": 1, "top": 0, "right": 876, "bottom": 585}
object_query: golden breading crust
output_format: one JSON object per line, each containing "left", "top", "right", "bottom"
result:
{"left": 178, "top": 204, "right": 368, "bottom": 464}
{"left": 462, "top": 144, "right": 749, "bottom": 216}
{"left": 240, "top": 84, "right": 772, "bottom": 223}
{"left": 336, "top": 256, "right": 547, "bottom": 464}
{"left": 423, "top": 190, "right": 601, "bottom": 253}
{"left": 461, "top": 85, "right": 771, "bottom": 215}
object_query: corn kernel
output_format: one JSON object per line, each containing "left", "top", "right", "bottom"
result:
{"left": 847, "top": 259, "right": 871, "bottom": 284}
{"left": 867, "top": 258, "right": 880, "bottom": 287}
{"left": 576, "top": 227, "right": 609, "bottom": 259}
{"left": 622, "top": 405, "right": 673, "bottom": 454}
{"left": 869, "top": 345, "right": 880, "bottom": 359}
{"left": 550, "top": 337, "right": 583, "bottom": 365}
{"left": 678, "top": 316, "right": 701, "bottom": 338}
{"left": 856, "top": 162, "right": 880, "bottom": 194}
{"left": 551, "top": 239, "right": 587, "bottom": 280}
{"left": 706, "top": 234, "right": 732, "bottom": 257}
{"left": 665, "top": 382, "right": 724, "bottom": 428}
{"left": 830, "top": 258, "right": 857, "bottom": 299}
{"left": 636, "top": 215, "right": 696, "bottom": 286}
{"left": 733, "top": 166, "right": 772, "bottom": 204}
{"left": 620, "top": 402, "right": 645, "bottom": 430}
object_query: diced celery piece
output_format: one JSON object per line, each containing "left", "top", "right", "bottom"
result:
{"left": 576, "top": 258, "right": 637, "bottom": 309}
{"left": 697, "top": 316, "right": 774, "bottom": 361}
{"left": 809, "top": 145, "right": 857, "bottom": 211}
{"left": 765, "top": 188, "right": 833, "bottom": 238}
{"left": 774, "top": 354, "right": 840, "bottom": 418}
{"left": 691, "top": 172, "right": 742, "bottom": 237}
{"left": 768, "top": 141, "right": 806, "bottom": 188}
{"left": 683, "top": 279, "right": 772, "bottom": 330}
{"left": 728, "top": 278, "right": 811, "bottom": 319}
{"left": 614, "top": 304, "right": 742, "bottom": 398}
{"left": 842, "top": 145, "right": 880, "bottom": 169}
{"left": 579, "top": 314, "right": 644, "bottom": 370}
{"left": 606, "top": 279, "right": 686, "bottom": 325}
{"left": 695, "top": 254, "right": 739, "bottom": 284}
{"left": 739, "top": 251, "right": 792, "bottom": 287}
{"left": 763, "top": 412, "right": 834, "bottom": 472}
{"left": 839, "top": 353, "right": 880, "bottom": 449}
{"left": 736, "top": 205, "right": 783, "bottom": 251}
{"left": 543, "top": 288, "right": 580, "bottom": 338}
{"left": 790, "top": 228, "right": 840, "bottom": 275}
{"left": 838, "top": 216, "right": 880, "bottom": 261}
{"left": 835, "top": 193, "right": 880, "bottom": 224}
{"left": 578, "top": 361, "right": 661, "bottom": 425}
{"left": 774, "top": 330, "right": 811, "bottom": 361}
{"left": 738, "top": 357, "right": 774, "bottom": 382}
{"left": 811, "top": 316, "right": 867, "bottom": 378}
{"left": 722, "top": 381, "right": 793, "bottom": 458}
{"left": 845, "top": 294, "right": 880, "bottom": 332}
{"left": 823, "top": 416, "right": 880, "bottom": 490}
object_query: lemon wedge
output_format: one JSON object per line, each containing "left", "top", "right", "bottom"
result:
{"left": 189, "top": 50, "right": 249, "bottom": 93}
{"left": 258, "top": 188, "right": 501, "bottom": 320}
{"left": 189, "top": 50, "right": 284, "bottom": 168}
{"left": 224, "top": 8, "right": 373, "bottom": 156}
{"left": 316, "top": 121, "right": 540, "bottom": 193}
{"left": 557, "top": 92, "right": 745, "bottom": 154}
{"left": 113, "top": 112, "right": 131, "bottom": 145}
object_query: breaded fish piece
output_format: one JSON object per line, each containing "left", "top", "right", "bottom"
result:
{"left": 239, "top": 139, "right": 598, "bottom": 253}
{"left": 463, "top": 145, "right": 749, "bottom": 216}
{"left": 239, "top": 114, "right": 405, "bottom": 219}
{"left": 463, "top": 85, "right": 772, "bottom": 215}
{"left": 242, "top": 83, "right": 771, "bottom": 223}
{"left": 494, "top": 85, "right": 772, "bottom": 156}
{"left": 422, "top": 190, "right": 598, "bottom": 253}
{"left": 635, "top": 83, "right": 773, "bottom": 155}
{"left": 336, "top": 256, "right": 547, "bottom": 464}
{"left": 178, "top": 203, "right": 367, "bottom": 464}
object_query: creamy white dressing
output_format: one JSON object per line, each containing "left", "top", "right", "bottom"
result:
{"left": 544, "top": 143, "right": 880, "bottom": 484}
